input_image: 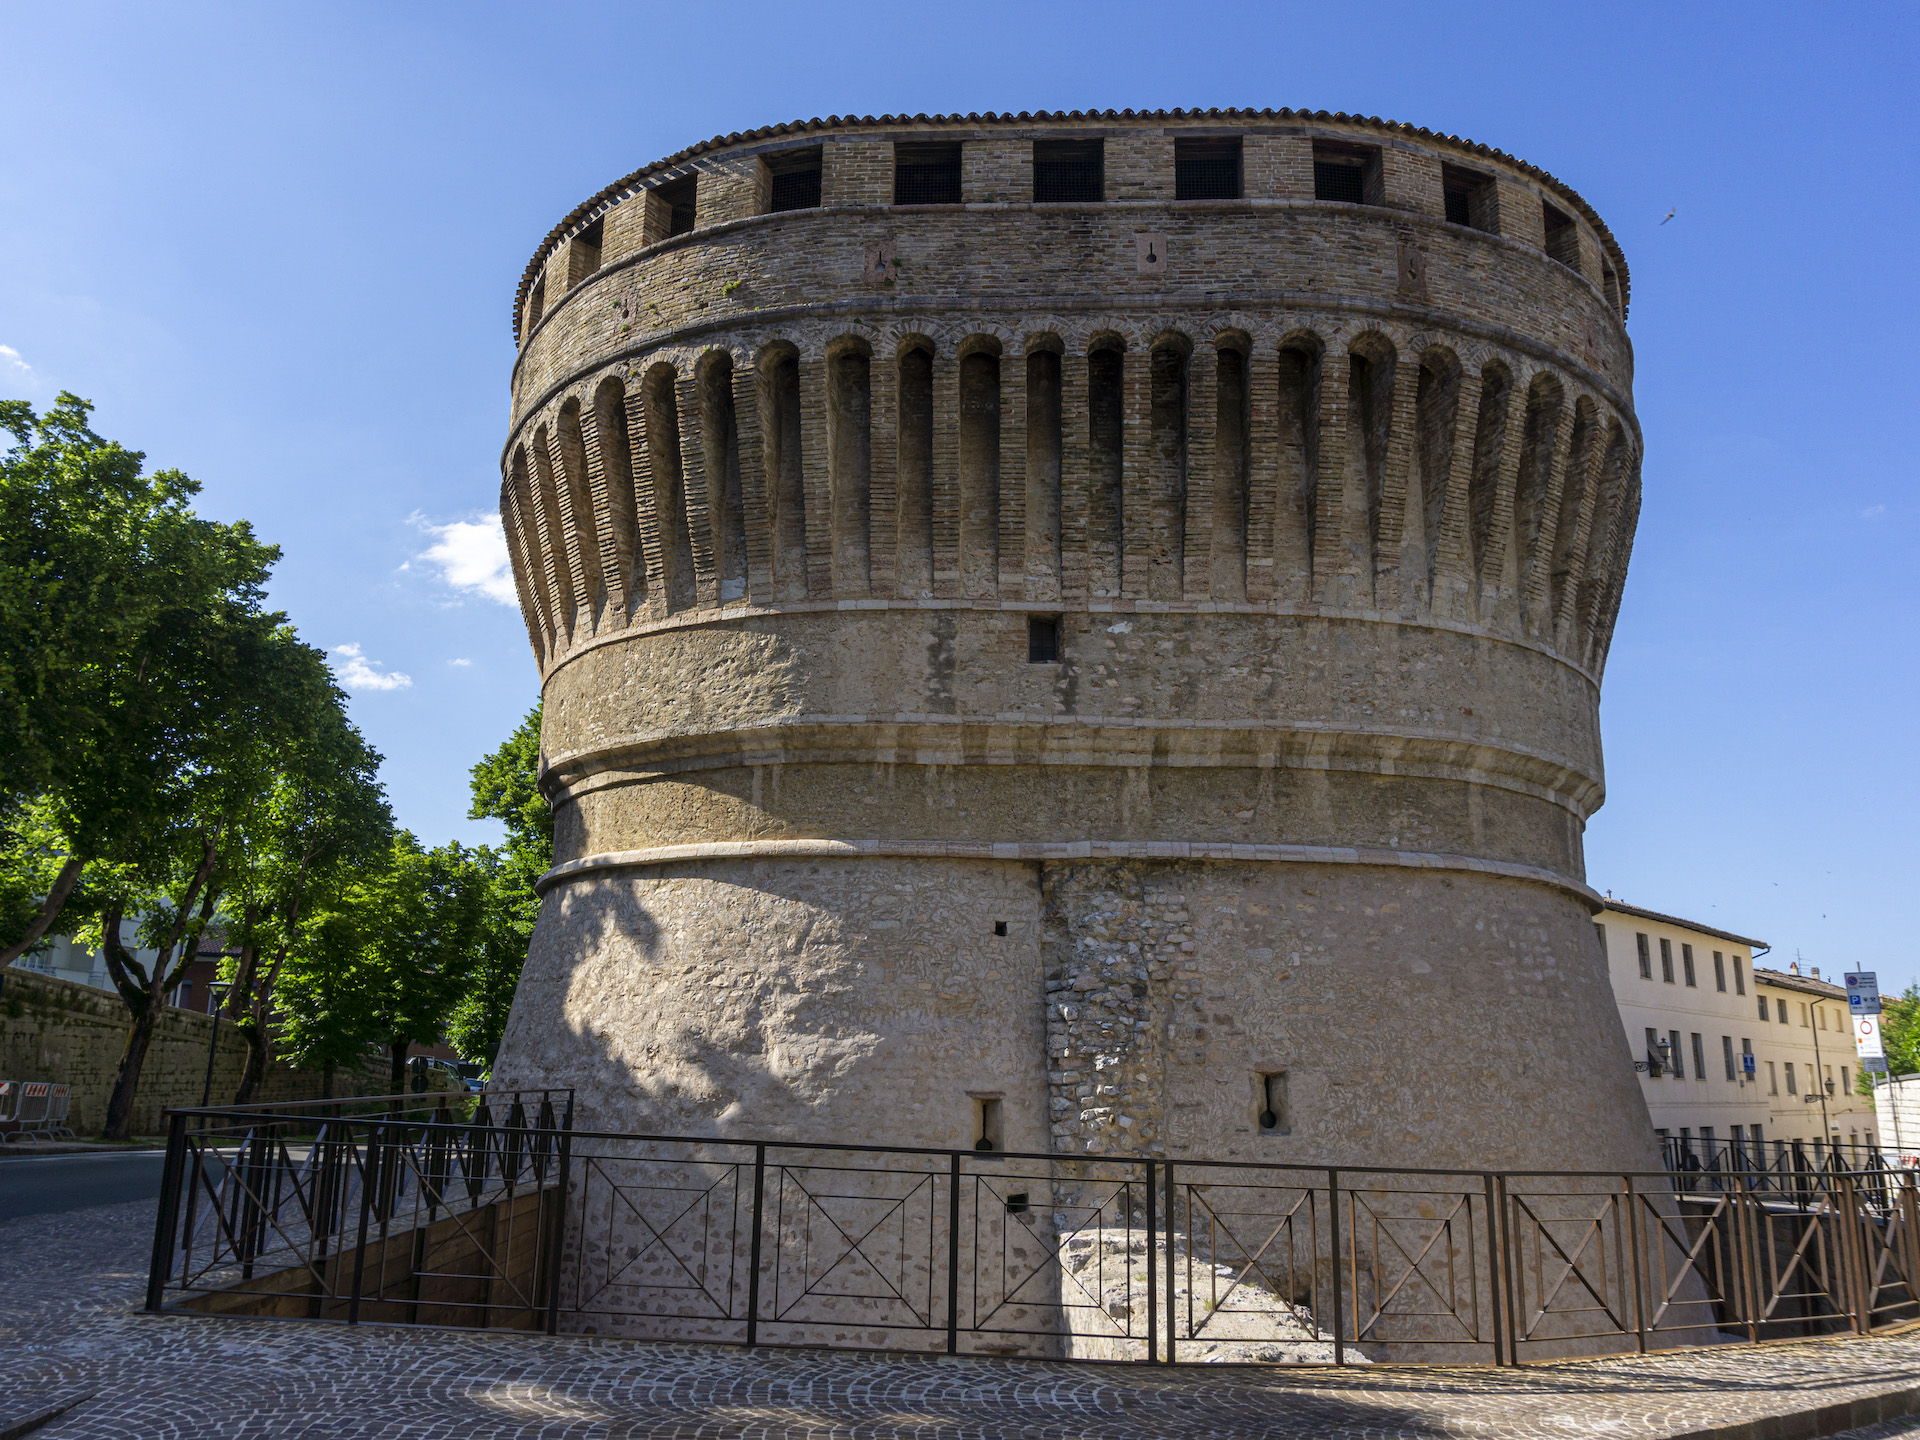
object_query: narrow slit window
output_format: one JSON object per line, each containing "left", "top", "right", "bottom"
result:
{"left": 1028, "top": 614, "right": 1060, "bottom": 663}
{"left": 992, "top": 920, "right": 1008, "bottom": 937}
{"left": 1175, "top": 137, "right": 1242, "bottom": 200}
{"left": 1682, "top": 944, "right": 1697, "bottom": 987}
{"left": 1033, "top": 138, "right": 1103, "bottom": 203}
{"left": 1722, "top": 1035, "right": 1736, "bottom": 1081}
{"left": 1659, "top": 938, "right": 1675, "bottom": 984}
{"left": 657, "top": 175, "right": 698, "bottom": 237}
{"left": 1636, "top": 933, "right": 1652, "bottom": 980}
{"left": 1734, "top": 957, "right": 1746, "bottom": 995}
{"left": 1645, "top": 1027, "right": 1664, "bottom": 1076}
{"left": 1255, "top": 1071, "right": 1289, "bottom": 1133}
{"left": 526, "top": 275, "right": 546, "bottom": 333}
{"left": 1313, "top": 140, "right": 1379, "bottom": 205}
{"left": 568, "top": 216, "right": 603, "bottom": 285}
{"left": 973, "top": 1096, "right": 1003, "bottom": 1151}
{"left": 895, "top": 141, "right": 962, "bottom": 205}
{"left": 1713, "top": 951, "right": 1727, "bottom": 992}
{"left": 767, "top": 146, "right": 823, "bottom": 213}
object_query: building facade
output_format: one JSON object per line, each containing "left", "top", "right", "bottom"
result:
{"left": 1599, "top": 900, "right": 1877, "bottom": 1165}
{"left": 490, "top": 107, "right": 1655, "bottom": 1181}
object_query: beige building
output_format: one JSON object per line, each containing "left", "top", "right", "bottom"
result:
{"left": 1599, "top": 900, "right": 1877, "bottom": 1167}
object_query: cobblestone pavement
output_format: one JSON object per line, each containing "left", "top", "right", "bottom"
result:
{"left": 5, "top": 1199, "right": 1920, "bottom": 1439}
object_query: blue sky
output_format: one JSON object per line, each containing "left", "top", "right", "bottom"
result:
{"left": 3, "top": 2, "right": 1915, "bottom": 985}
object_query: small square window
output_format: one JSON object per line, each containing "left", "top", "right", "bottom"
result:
{"left": 1034, "top": 139, "right": 1102, "bottom": 203}
{"left": 895, "top": 142, "right": 962, "bottom": 206}
{"left": 1441, "top": 163, "right": 1496, "bottom": 233}
{"left": 1542, "top": 200, "right": 1580, "bottom": 270}
{"left": 1028, "top": 615, "right": 1060, "bottom": 663}
{"left": 656, "top": 175, "right": 698, "bottom": 237}
{"left": 1313, "top": 140, "right": 1379, "bottom": 205}
{"left": 767, "top": 146, "right": 823, "bottom": 213}
{"left": 1175, "top": 137, "right": 1241, "bottom": 201}
{"left": 992, "top": 920, "right": 1008, "bottom": 937}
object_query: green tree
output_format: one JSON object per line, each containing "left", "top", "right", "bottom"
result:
{"left": 1869, "top": 985, "right": 1920, "bottom": 1091}
{"left": 451, "top": 703, "right": 548, "bottom": 1066}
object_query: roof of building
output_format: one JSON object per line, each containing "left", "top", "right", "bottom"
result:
{"left": 1598, "top": 900, "right": 1767, "bottom": 952}
{"left": 1753, "top": 966, "right": 1847, "bottom": 1000}
{"left": 512, "top": 106, "right": 1632, "bottom": 342}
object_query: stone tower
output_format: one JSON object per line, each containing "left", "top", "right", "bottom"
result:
{"left": 492, "top": 108, "right": 1651, "bottom": 1176}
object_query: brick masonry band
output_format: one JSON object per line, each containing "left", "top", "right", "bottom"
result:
{"left": 489, "top": 108, "right": 1660, "bottom": 1347}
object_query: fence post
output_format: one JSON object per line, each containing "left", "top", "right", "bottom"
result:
{"left": 1842, "top": 1170, "right": 1872, "bottom": 1334}
{"left": 1144, "top": 1159, "right": 1157, "bottom": 1364}
{"left": 946, "top": 1151, "right": 961, "bottom": 1355}
{"left": 347, "top": 1122, "right": 375, "bottom": 1326}
{"left": 146, "top": 1110, "right": 189, "bottom": 1312}
{"left": 1165, "top": 1159, "right": 1177, "bottom": 1365}
{"left": 1623, "top": 1172, "right": 1646, "bottom": 1353}
{"left": 745, "top": 1143, "right": 767, "bottom": 1347}
{"left": 1328, "top": 1168, "right": 1344, "bottom": 1366}
{"left": 543, "top": 1106, "right": 572, "bottom": 1336}
{"left": 1731, "top": 1169, "right": 1759, "bottom": 1344}
{"left": 1481, "top": 1173, "right": 1505, "bottom": 1365}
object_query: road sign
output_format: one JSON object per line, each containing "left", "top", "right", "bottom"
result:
{"left": 1855, "top": 1011, "right": 1886, "bottom": 1063}
{"left": 1742, "top": 1052, "right": 1757, "bottom": 1077}
{"left": 1847, "top": 971, "right": 1882, "bottom": 1015}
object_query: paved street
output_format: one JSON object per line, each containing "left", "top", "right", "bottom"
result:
{"left": 4, "top": 1197, "right": 1920, "bottom": 1438}
{"left": 0, "top": 1149, "right": 166, "bottom": 1222}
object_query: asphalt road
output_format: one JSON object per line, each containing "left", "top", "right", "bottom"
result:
{"left": 0, "top": 1150, "right": 168, "bottom": 1223}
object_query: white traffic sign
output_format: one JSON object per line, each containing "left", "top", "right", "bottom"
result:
{"left": 1846, "top": 970, "right": 1882, "bottom": 1015}
{"left": 1855, "top": 1011, "right": 1886, "bottom": 1058}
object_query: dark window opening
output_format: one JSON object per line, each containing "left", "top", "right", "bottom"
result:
{"left": 1542, "top": 201, "right": 1580, "bottom": 269}
{"left": 1645, "top": 1027, "right": 1666, "bottom": 1077}
{"left": 895, "top": 141, "right": 962, "bottom": 205}
{"left": 1682, "top": 943, "right": 1697, "bottom": 987}
{"left": 1669, "top": 1029, "right": 1685, "bottom": 1079}
{"left": 657, "top": 175, "right": 698, "bottom": 237}
{"left": 1602, "top": 263, "right": 1623, "bottom": 315}
{"left": 1005, "top": 1191, "right": 1030, "bottom": 1215}
{"left": 1313, "top": 140, "right": 1380, "bottom": 205}
{"left": 1033, "top": 138, "right": 1103, "bottom": 203}
{"left": 1256, "top": 1071, "right": 1290, "bottom": 1133}
{"left": 1713, "top": 951, "right": 1727, "bottom": 992}
{"left": 1691, "top": 1033, "right": 1707, "bottom": 1082}
{"left": 1028, "top": 614, "right": 1060, "bottom": 663}
{"left": 1175, "top": 137, "right": 1242, "bottom": 200}
{"left": 526, "top": 275, "right": 546, "bottom": 333}
{"left": 992, "top": 920, "right": 1008, "bottom": 937}
{"left": 572, "top": 216, "right": 604, "bottom": 276}
{"left": 1734, "top": 958, "right": 1746, "bottom": 995}
{"left": 1441, "top": 163, "right": 1496, "bottom": 232}
{"left": 1636, "top": 932, "right": 1652, "bottom": 980}
{"left": 1660, "top": 937, "right": 1675, "bottom": 984}
{"left": 767, "top": 146, "right": 823, "bottom": 213}
{"left": 974, "top": 1096, "right": 1003, "bottom": 1151}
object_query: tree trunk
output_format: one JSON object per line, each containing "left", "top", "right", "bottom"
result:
{"left": 232, "top": 1016, "right": 269, "bottom": 1106}
{"left": 388, "top": 1037, "right": 410, "bottom": 1098}
{"left": 0, "top": 855, "right": 86, "bottom": 968}
{"left": 322, "top": 1060, "right": 335, "bottom": 1101}
{"left": 101, "top": 998, "right": 158, "bottom": 1141}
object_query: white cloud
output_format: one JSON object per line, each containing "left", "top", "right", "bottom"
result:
{"left": 330, "top": 642, "right": 412, "bottom": 693}
{"left": 0, "top": 345, "right": 32, "bottom": 380}
{"left": 1863, "top": 505, "right": 1887, "bottom": 518}
{"left": 412, "top": 511, "right": 517, "bottom": 605}
{"left": 448, "top": 657, "right": 473, "bottom": 667}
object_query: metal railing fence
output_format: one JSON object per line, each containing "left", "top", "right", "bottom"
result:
{"left": 145, "top": 1104, "right": 1920, "bottom": 1366}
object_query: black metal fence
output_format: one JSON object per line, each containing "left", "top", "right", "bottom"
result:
{"left": 146, "top": 1099, "right": 1920, "bottom": 1365}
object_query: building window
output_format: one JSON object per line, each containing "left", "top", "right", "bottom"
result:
{"left": 1027, "top": 615, "right": 1060, "bottom": 663}
{"left": 1636, "top": 933, "right": 1652, "bottom": 980}
{"left": 1776, "top": 997, "right": 1788, "bottom": 1023}
{"left": 1440, "top": 163, "right": 1496, "bottom": 232}
{"left": 1033, "top": 138, "right": 1102, "bottom": 203}
{"left": 1818, "top": 1006, "right": 1827, "bottom": 1030}
{"left": 1594, "top": 923, "right": 1607, "bottom": 956}
{"left": 973, "top": 1095, "right": 1003, "bottom": 1151}
{"left": 1682, "top": 944, "right": 1697, "bottom": 987}
{"left": 1256, "top": 1071, "right": 1290, "bottom": 1133}
{"left": 1734, "top": 956, "right": 1746, "bottom": 995}
{"left": 568, "top": 216, "right": 603, "bottom": 285}
{"left": 1713, "top": 951, "right": 1726, "bottom": 992}
{"left": 1742, "top": 1036, "right": 1754, "bottom": 1081}
{"left": 1842, "top": 1066, "right": 1851, "bottom": 1093}
{"left": 526, "top": 275, "right": 546, "bottom": 333}
{"left": 1722, "top": 1036, "right": 1736, "bottom": 1082}
{"left": 894, "top": 142, "right": 963, "bottom": 206}
{"left": 1542, "top": 200, "right": 1580, "bottom": 269}
{"left": 1785, "top": 1063, "right": 1797, "bottom": 1095}
{"left": 1175, "top": 137, "right": 1242, "bottom": 201}
{"left": 657, "top": 174, "right": 698, "bottom": 237}
{"left": 1312, "top": 140, "right": 1380, "bottom": 205}
{"left": 1769, "top": 1061, "right": 1779, "bottom": 1095}
{"left": 1756, "top": 993, "right": 1769, "bottom": 1021}
{"left": 1670, "top": 1029, "right": 1686, "bottom": 1080}
{"left": 767, "top": 146, "right": 823, "bottom": 213}
{"left": 1660, "top": 938, "right": 1675, "bottom": 984}
{"left": 1752, "top": 1122, "right": 1763, "bottom": 1149}
{"left": 1800, "top": 1002, "right": 1809, "bottom": 1027}
{"left": 1691, "top": 1033, "right": 1706, "bottom": 1081}
{"left": 1644, "top": 1026, "right": 1664, "bottom": 1077}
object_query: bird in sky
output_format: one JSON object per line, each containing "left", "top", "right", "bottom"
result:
{"left": 1660, "top": 208, "right": 1677, "bottom": 225}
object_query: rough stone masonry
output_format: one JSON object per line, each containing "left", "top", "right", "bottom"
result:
{"left": 490, "top": 107, "right": 1653, "bottom": 1183}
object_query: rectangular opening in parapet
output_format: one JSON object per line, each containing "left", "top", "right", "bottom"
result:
{"left": 1033, "top": 139, "right": 1103, "bottom": 202}
{"left": 766, "top": 146, "right": 823, "bottom": 213}
{"left": 525, "top": 275, "right": 546, "bottom": 333}
{"left": 1441, "top": 163, "right": 1496, "bottom": 232}
{"left": 1255, "top": 1072, "right": 1291, "bottom": 1134}
{"left": 993, "top": 920, "right": 1009, "bottom": 937}
{"left": 972, "top": 1095, "right": 1004, "bottom": 1151}
{"left": 1312, "top": 140, "right": 1380, "bottom": 205}
{"left": 657, "top": 174, "right": 698, "bottom": 237}
{"left": 567, "top": 216, "right": 603, "bottom": 286}
{"left": 1175, "top": 136, "right": 1242, "bottom": 200}
{"left": 1027, "top": 615, "right": 1060, "bottom": 663}
{"left": 1542, "top": 201, "right": 1580, "bottom": 270}
{"left": 895, "top": 142, "right": 963, "bottom": 206}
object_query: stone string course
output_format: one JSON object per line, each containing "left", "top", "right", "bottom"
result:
{"left": 7, "top": 1197, "right": 1920, "bottom": 1439}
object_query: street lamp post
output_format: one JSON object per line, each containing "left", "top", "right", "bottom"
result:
{"left": 199, "top": 981, "right": 235, "bottom": 1110}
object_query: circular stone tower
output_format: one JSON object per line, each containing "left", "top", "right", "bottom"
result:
{"left": 492, "top": 108, "right": 1651, "bottom": 1175}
